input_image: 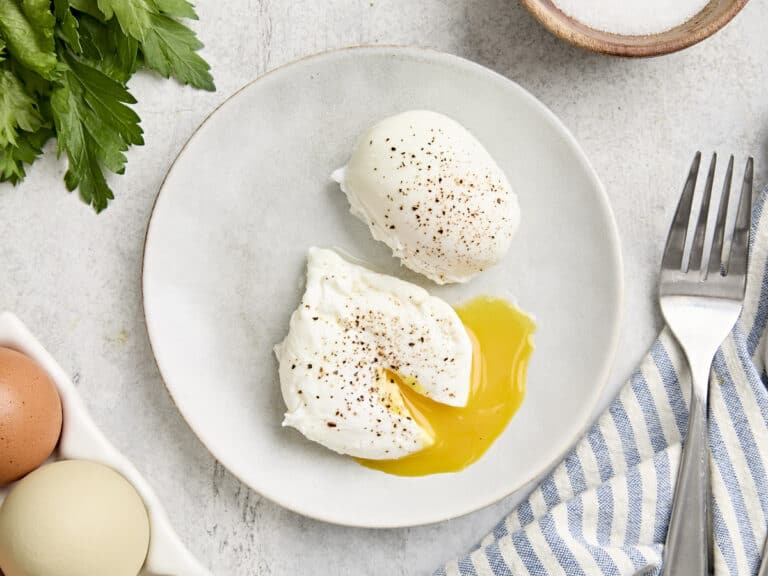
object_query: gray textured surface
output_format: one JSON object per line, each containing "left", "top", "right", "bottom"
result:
{"left": 1, "top": 1, "right": 767, "bottom": 575}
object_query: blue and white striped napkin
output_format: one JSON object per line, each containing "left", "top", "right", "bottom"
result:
{"left": 438, "top": 186, "right": 768, "bottom": 576}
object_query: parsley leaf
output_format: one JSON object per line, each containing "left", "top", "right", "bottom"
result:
{"left": 21, "top": 0, "right": 56, "bottom": 41}
{"left": 68, "top": 0, "right": 103, "bottom": 20}
{"left": 0, "top": 66, "right": 44, "bottom": 147}
{"left": 0, "top": 125, "right": 52, "bottom": 184}
{"left": 86, "top": 0, "right": 212, "bottom": 90}
{"left": 78, "top": 14, "right": 138, "bottom": 83}
{"left": 53, "top": 0, "right": 82, "bottom": 52}
{"left": 50, "top": 52, "right": 142, "bottom": 211}
{"left": 141, "top": 12, "right": 214, "bottom": 90}
{"left": 9, "top": 56, "right": 53, "bottom": 97}
{"left": 95, "top": 0, "right": 154, "bottom": 41}
{"left": 153, "top": 0, "right": 198, "bottom": 20}
{"left": 0, "top": 0, "right": 214, "bottom": 211}
{"left": 0, "top": 0, "right": 58, "bottom": 79}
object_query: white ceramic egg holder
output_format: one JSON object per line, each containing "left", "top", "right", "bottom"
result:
{"left": 0, "top": 312, "right": 212, "bottom": 576}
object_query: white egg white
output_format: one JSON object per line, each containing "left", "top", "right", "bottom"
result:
{"left": 274, "top": 248, "right": 473, "bottom": 460}
{"left": 333, "top": 110, "right": 520, "bottom": 284}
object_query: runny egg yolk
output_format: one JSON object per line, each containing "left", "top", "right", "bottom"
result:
{"left": 357, "top": 296, "right": 535, "bottom": 476}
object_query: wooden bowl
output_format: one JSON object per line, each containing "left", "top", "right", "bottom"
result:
{"left": 520, "top": 0, "right": 749, "bottom": 57}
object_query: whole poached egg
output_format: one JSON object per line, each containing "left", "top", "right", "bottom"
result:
{"left": 275, "top": 248, "right": 473, "bottom": 460}
{"left": 275, "top": 249, "right": 536, "bottom": 476}
{"left": 333, "top": 110, "right": 520, "bottom": 284}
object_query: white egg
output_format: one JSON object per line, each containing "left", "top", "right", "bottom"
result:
{"left": 274, "top": 248, "right": 473, "bottom": 460}
{"left": 333, "top": 110, "right": 520, "bottom": 284}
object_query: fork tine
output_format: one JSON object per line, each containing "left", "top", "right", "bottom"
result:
{"left": 725, "top": 157, "right": 754, "bottom": 277}
{"left": 689, "top": 153, "right": 717, "bottom": 272}
{"left": 662, "top": 152, "right": 701, "bottom": 271}
{"left": 707, "top": 155, "right": 734, "bottom": 277}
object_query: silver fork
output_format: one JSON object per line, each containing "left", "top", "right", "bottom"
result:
{"left": 660, "top": 152, "right": 753, "bottom": 576}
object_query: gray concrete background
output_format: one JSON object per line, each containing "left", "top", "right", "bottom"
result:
{"left": 2, "top": 1, "right": 767, "bottom": 574}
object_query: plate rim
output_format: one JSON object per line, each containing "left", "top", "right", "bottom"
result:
{"left": 141, "top": 44, "right": 625, "bottom": 528}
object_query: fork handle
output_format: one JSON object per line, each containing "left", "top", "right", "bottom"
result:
{"left": 663, "top": 380, "right": 710, "bottom": 576}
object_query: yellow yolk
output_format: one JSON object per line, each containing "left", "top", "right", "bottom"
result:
{"left": 357, "top": 296, "right": 535, "bottom": 476}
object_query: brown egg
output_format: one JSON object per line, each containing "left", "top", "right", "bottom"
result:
{"left": 0, "top": 347, "right": 62, "bottom": 486}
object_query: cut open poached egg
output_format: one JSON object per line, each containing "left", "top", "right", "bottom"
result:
{"left": 275, "top": 248, "right": 473, "bottom": 460}
{"left": 275, "top": 249, "right": 536, "bottom": 476}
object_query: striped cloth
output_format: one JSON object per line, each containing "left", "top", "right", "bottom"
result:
{"left": 438, "top": 186, "right": 768, "bottom": 576}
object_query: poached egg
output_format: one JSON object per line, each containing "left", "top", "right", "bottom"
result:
{"left": 275, "top": 248, "right": 473, "bottom": 460}
{"left": 275, "top": 249, "right": 536, "bottom": 475}
{"left": 333, "top": 110, "right": 520, "bottom": 284}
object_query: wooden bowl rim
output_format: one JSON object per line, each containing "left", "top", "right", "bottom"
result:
{"left": 520, "top": 0, "right": 749, "bottom": 57}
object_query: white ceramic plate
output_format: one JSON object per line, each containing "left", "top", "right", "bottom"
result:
{"left": 142, "top": 46, "right": 623, "bottom": 528}
{"left": 0, "top": 312, "right": 210, "bottom": 576}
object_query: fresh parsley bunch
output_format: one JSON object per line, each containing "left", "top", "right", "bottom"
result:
{"left": 0, "top": 0, "right": 215, "bottom": 212}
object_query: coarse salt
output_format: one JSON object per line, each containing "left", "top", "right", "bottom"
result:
{"left": 551, "top": 0, "right": 711, "bottom": 36}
